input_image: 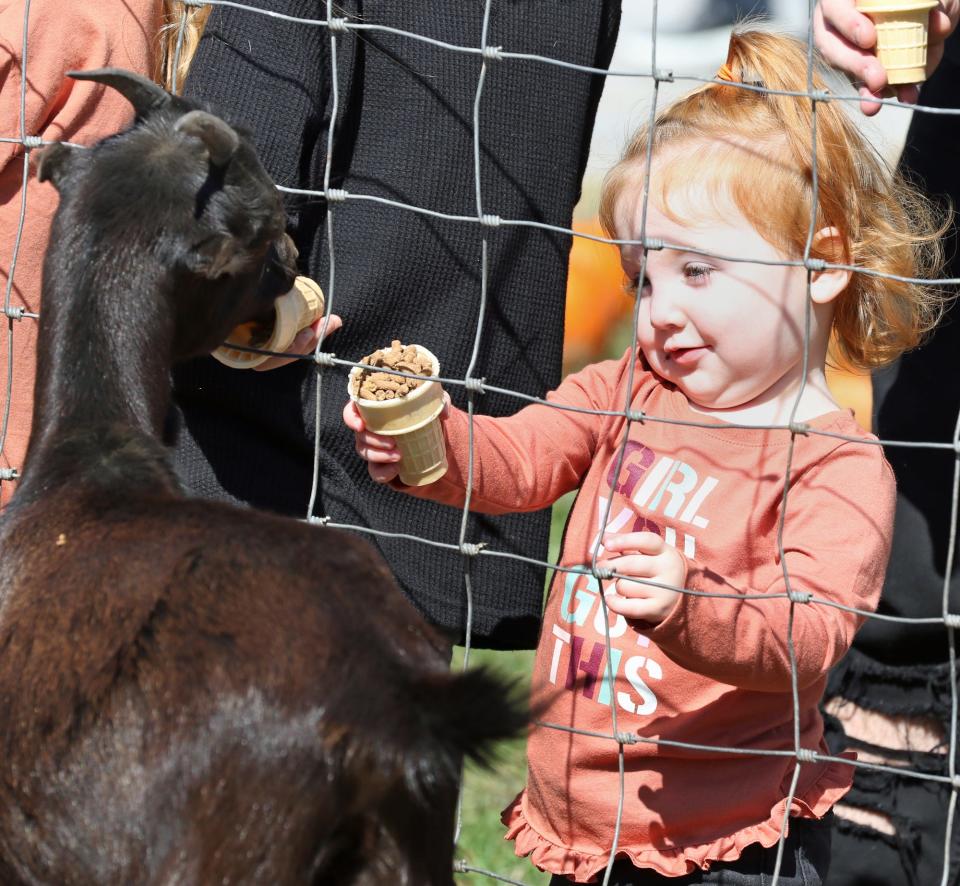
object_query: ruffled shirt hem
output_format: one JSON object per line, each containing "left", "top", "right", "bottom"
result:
{"left": 500, "top": 757, "right": 854, "bottom": 883}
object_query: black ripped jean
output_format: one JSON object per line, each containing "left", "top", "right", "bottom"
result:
{"left": 548, "top": 816, "right": 832, "bottom": 885}
{"left": 823, "top": 650, "right": 960, "bottom": 886}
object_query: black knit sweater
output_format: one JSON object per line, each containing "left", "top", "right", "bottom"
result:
{"left": 171, "top": 0, "right": 621, "bottom": 649}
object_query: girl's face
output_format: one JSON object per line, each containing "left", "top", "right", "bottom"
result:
{"left": 613, "top": 176, "right": 836, "bottom": 421}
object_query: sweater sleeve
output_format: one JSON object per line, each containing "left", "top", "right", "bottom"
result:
{"left": 0, "top": 0, "right": 158, "bottom": 172}
{"left": 181, "top": 0, "right": 328, "bottom": 239}
{"left": 396, "top": 359, "right": 626, "bottom": 514}
{"left": 646, "top": 440, "right": 895, "bottom": 692}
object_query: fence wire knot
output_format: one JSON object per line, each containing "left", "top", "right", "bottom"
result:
{"left": 452, "top": 859, "right": 469, "bottom": 874}
{"left": 313, "top": 350, "right": 336, "bottom": 368}
{"left": 788, "top": 421, "right": 809, "bottom": 436}
{"left": 626, "top": 409, "right": 646, "bottom": 423}
{"left": 481, "top": 45, "right": 503, "bottom": 62}
{"left": 463, "top": 376, "right": 486, "bottom": 394}
{"left": 615, "top": 730, "right": 639, "bottom": 745}
{"left": 593, "top": 566, "right": 615, "bottom": 581}
{"left": 788, "top": 590, "right": 813, "bottom": 604}
{"left": 944, "top": 612, "right": 960, "bottom": 629}
{"left": 459, "top": 542, "right": 485, "bottom": 557}
{"left": 479, "top": 213, "right": 501, "bottom": 228}
{"left": 654, "top": 68, "right": 674, "bottom": 83}
{"left": 795, "top": 748, "right": 817, "bottom": 763}
{"left": 803, "top": 257, "right": 826, "bottom": 272}
{"left": 327, "top": 16, "right": 349, "bottom": 34}
{"left": 3, "top": 306, "right": 25, "bottom": 321}
{"left": 22, "top": 135, "right": 42, "bottom": 149}
{"left": 308, "top": 515, "right": 331, "bottom": 526}
{"left": 0, "top": 468, "right": 18, "bottom": 481}
{"left": 643, "top": 237, "right": 664, "bottom": 251}
{"left": 325, "top": 188, "right": 348, "bottom": 203}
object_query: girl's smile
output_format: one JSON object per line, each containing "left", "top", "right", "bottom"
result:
{"left": 664, "top": 344, "right": 710, "bottom": 367}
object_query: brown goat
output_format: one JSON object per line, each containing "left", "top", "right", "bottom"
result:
{"left": 0, "top": 69, "right": 523, "bottom": 885}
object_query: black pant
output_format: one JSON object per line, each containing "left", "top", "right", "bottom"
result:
{"left": 823, "top": 651, "right": 960, "bottom": 886}
{"left": 826, "top": 769, "right": 959, "bottom": 886}
{"left": 548, "top": 816, "right": 831, "bottom": 885}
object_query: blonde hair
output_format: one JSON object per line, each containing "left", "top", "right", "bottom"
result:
{"left": 599, "top": 28, "right": 947, "bottom": 371}
{"left": 157, "top": 1, "right": 211, "bottom": 94}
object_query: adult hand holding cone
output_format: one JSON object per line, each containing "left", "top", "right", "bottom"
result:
{"left": 814, "top": 0, "right": 959, "bottom": 115}
{"left": 855, "top": 0, "right": 939, "bottom": 84}
{"left": 213, "top": 276, "right": 328, "bottom": 370}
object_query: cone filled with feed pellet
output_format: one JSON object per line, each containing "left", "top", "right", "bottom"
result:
{"left": 348, "top": 341, "right": 448, "bottom": 487}
{"left": 856, "top": 0, "right": 938, "bottom": 84}
{"left": 213, "top": 276, "right": 325, "bottom": 369}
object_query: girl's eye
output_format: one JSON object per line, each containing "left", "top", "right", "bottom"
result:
{"left": 684, "top": 264, "right": 712, "bottom": 282}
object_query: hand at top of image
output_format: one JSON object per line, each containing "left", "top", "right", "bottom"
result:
{"left": 814, "top": 0, "right": 959, "bottom": 114}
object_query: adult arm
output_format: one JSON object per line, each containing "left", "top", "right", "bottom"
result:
{"left": 181, "top": 0, "right": 329, "bottom": 242}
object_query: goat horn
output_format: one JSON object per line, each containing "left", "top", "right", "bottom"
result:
{"left": 174, "top": 110, "right": 239, "bottom": 167}
{"left": 68, "top": 68, "right": 171, "bottom": 118}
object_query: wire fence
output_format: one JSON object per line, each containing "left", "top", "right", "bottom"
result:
{"left": 2, "top": 1, "right": 959, "bottom": 884}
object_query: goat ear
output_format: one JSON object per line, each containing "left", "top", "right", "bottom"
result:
{"left": 35, "top": 143, "right": 75, "bottom": 189}
{"left": 186, "top": 234, "right": 250, "bottom": 279}
{"left": 68, "top": 68, "right": 171, "bottom": 119}
{"left": 175, "top": 110, "right": 239, "bottom": 167}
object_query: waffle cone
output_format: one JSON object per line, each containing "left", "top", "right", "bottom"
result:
{"left": 213, "top": 276, "right": 325, "bottom": 369}
{"left": 349, "top": 344, "right": 448, "bottom": 486}
{"left": 856, "top": 0, "right": 938, "bottom": 84}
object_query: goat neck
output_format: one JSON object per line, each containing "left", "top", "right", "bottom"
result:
{"left": 20, "top": 211, "right": 179, "bottom": 502}
{"left": 16, "top": 95, "right": 295, "bottom": 505}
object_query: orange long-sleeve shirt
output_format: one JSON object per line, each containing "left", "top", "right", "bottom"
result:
{"left": 399, "top": 349, "right": 894, "bottom": 881}
{"left": 0, "top": 0, "right": 160, "bottom": 507}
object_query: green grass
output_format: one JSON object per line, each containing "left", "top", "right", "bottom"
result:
{"left": 451, "top": 495, "right": 575, "bottom": 885}
{"left": 452, "top": 646, "right": 548, "bottom": 885}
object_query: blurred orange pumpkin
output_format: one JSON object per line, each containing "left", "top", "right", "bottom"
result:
{"left": 563, "top": 218, "right": 631, "bottom": 372}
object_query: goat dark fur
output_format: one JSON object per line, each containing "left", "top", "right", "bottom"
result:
{"left": 0, "top": 70, "right": 524, "bottom": 885}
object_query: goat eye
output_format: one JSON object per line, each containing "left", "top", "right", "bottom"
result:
{"left": 625, "top": 276, "right": 650, "bottom": 297}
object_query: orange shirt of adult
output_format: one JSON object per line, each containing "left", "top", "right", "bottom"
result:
{"left": 399, "top": 349, "right": 895, "bottom": 881}
{"left": 0, "top": 0, "right": 161, "bottom": 507}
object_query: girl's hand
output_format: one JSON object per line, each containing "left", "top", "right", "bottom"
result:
{"left": 598, "top": 532, "right": 686, "bottom": 625}
{"left": 254, "top": 314, "right": 343, "bottom": 372}
{"left": 343, "top": 392, "right": 451, "bottom": 484}
{"left": 342, "top": 399, "right": 402, "bottom": 484}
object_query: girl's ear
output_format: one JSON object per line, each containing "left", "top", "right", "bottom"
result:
{"left": 808, "top": 227, "right": 851, "bottom": 305}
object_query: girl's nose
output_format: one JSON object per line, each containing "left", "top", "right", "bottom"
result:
{"left": 647, "top": 288, "right": 685, "bottom": 330}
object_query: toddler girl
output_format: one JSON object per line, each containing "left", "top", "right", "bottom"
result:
{"left": 344, "top": 28, "right": 944, "bottom": 885}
